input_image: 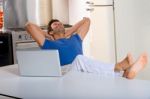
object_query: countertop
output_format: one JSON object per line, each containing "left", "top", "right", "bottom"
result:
{"left": 0, "top": 64, "right": 150, "bottom": 99}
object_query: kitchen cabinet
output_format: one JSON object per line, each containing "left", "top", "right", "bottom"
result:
{"left": 89, "top": 6, "right": 116, "bottom": 63}
{"left": 52, "top": 0, "right": 69, "bottom": 24}
{"left": 69, "top": 0, "right": 116, "bottom": 63}
{"left": 69, "top": 0, "right": 91, "bottom": 58}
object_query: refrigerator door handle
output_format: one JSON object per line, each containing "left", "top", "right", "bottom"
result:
{"left": 86, "top": 8, "right": 94, "bottom": 12}
{"left": 86, "top": 1, "right": 94, "bottom": 5}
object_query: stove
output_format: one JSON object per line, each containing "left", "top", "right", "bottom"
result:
{"left": 4, "top": 29, "right": 40, "bottom": 65}
{"left": 12, "top": 30, "right": 34, "bottom": 43}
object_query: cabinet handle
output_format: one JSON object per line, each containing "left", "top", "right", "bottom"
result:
{"left": 86, "top": 1, "right": 94, "bottom": 5}
{"left": 86, "top": 8, "right": 94, "bottom": 12}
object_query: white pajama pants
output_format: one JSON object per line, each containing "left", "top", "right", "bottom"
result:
{"left": 70, "top": 55, "right": 122, "bottom": 77}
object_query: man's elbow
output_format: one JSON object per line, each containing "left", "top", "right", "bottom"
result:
{"left": 87, "top": 17, "right": 90, "bottom": 21}
{"left": 25, "top": 22, "right": 34, "bottom": 29}
{"left": 85, "top": 18, "right": 91, "bottom": 23}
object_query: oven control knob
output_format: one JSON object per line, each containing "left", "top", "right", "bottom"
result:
{"left": 18, "top": 35, "right": 22, "bottom": 40}
{"left": 24, "top": 34, "right": 28, "bottom": 40}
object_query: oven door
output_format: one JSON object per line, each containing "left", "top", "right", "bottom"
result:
{"left": 0, "top": 32, "right": 14, "bottom": 66}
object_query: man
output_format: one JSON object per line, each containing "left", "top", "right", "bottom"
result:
{"left": 25, "top": 17, "right": 90, "bottom": 66}
{"left": 25, "top": 17, "right": 148, "bottom": 79}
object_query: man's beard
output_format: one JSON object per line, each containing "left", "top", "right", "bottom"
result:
{"left": 53, "top": 28, "right": 65, "bottom": 34}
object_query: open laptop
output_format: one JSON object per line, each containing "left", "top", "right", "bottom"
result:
{"left": 16, "top": 48, "right": 63, "bottom": 77}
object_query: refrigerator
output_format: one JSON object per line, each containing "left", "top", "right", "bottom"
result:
{"left": 69, "top": 0, "right": 116, "bottom": 63}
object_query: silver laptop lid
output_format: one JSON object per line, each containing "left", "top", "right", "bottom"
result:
{"left": 16, "top": 48, "right": 62, "bottom": 77}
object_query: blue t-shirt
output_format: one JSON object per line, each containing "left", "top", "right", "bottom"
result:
{"left": 41, "top": 34, "right": 83, "bottom": 66}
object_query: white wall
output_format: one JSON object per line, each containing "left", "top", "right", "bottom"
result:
{"left": 114, "top": 0, "right": 137, "bottom": 59}
{"left": 133, "top": 0, "right": 150, "bottom": 80}
{"left": 114, "top": 0, "right": 150, "bottom": 80}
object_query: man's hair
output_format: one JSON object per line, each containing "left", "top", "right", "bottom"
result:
{"left": 47, "top": 19, "right": 59, "bottom": 33}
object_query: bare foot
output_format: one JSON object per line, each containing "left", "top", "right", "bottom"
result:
{"left": 123, "top": 53, "right": 134, "bottom": 77}
{"left": 126, "top": 53, "right": 148, "bottom": 79}
{"left": 115, "top": 53, "right": 134, "bottom": 71}
{"left": 123, "top": 53, "right": 134, "bottom": 70}
{"left": 128, "top": 53, "right": 134, "bottom": 65}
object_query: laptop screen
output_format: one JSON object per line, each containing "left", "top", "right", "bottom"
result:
{"left": 16, "top": 48, "right": 62, "bottom": 77}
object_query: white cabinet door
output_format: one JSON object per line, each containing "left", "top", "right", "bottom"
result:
{"left": 69, "top": 0, "right": 90, "bottom": 25}
{"left": 69, "top": 0, "right": 116, "bottom": 63}
{"left": 69, "top": 0, "right": 91, "bottom": 57}
{"left": 52, "top": 0, "right": 69, "bottom": 24}
{"left": 91, "top": 0, "right": 113, "bottom": 5}
{"left": 89, "top": 6, "right": 116, "bottom": 63}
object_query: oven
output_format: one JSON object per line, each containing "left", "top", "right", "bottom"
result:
{"left": 0, "top": 28, "right": 48, "bottom": 67}
{"left": 11, "top": 29, "right": 39, "bottom": 65}
{"left": 0, "top": 30, "right": 39, "bottom": 67}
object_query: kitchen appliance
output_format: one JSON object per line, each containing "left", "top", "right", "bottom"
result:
{"left": 3, "top": 0, "right": 52, "bottom": 30}
{"left": 0, "top": 32, "right": 14, "bottom": 66}
{"left": 3, "top": 0, "right": 70, "bottom": 30}
{"left": 69, "top": 0, "right": 116, "bottom": 63}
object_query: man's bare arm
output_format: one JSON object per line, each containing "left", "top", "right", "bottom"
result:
{"left": 76, "top": 17, "right": 90, "bottom": 40}
{"left": 65, "top": 17, "right": 90, "bottom": 39}
{"left": 25, "top": 22, "right": 46, "bottom": 46}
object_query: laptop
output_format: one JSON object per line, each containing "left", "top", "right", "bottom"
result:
{"left": 16, "top": 48, "right": 63, "bottom": 77}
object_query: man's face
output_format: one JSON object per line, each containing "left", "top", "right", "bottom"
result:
{"left": 50, "top": 21, "right": 65, "bottom": 34}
